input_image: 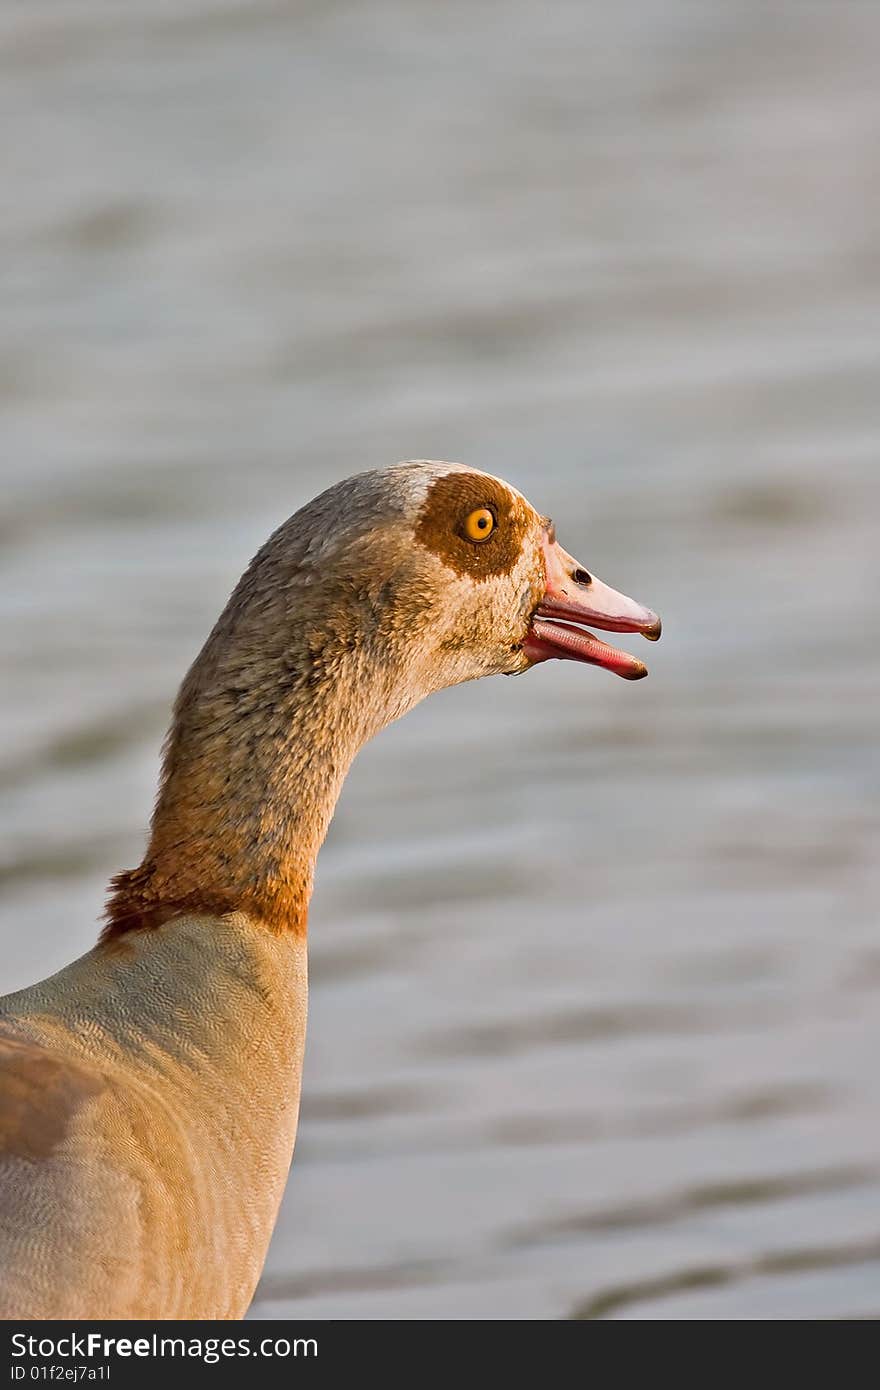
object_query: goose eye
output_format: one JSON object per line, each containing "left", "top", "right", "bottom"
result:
{"left": 463, "top": 507, "right": 496, "bottom": 542}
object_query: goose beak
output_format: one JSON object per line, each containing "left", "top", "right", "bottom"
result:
{"left": 524, "top": 532, "right": 661, "bottom": 680}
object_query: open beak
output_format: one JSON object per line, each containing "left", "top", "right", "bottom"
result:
{"left": 524, "top": 532, "right": 661, "bottom": 680}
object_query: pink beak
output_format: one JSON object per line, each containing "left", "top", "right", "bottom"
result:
{"left": 524, "top": 532, "right": 661, "bottom": 680}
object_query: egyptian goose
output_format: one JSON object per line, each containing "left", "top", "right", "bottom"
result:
{"left": 0, "top": 461, "right": 660, "bottom": 1319}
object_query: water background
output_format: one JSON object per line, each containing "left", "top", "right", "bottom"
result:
{"left": 2, "top": 0, "right": 879, "bottom": 1319}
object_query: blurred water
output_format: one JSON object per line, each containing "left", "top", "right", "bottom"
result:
{"left": 2, "top": 0, "right": 879, "bottom": 1320}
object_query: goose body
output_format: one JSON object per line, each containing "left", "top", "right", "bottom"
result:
{"left": 0, "top": 918, "right": 304, "bottom": 1318}
{"left": 0, "top": 461, "right": 659, "bottom": 1319}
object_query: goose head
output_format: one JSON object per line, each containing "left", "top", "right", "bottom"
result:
{"left": 267, "top": 459, "right": 660, "bottom": 717}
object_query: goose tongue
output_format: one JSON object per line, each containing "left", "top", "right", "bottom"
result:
{"left": 524, "top": 534, "right": 661, "bottom": 681}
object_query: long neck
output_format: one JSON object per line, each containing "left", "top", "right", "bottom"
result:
{"left": 104, "top": 606, "right": 395, "bottom": 939}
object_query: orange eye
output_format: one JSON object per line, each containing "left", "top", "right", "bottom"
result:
{"left": 463, "top": 507, "right": 495, "bottom": 542}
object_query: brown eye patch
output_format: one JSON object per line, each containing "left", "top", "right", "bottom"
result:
{"left": 414, "top": 471, "right": 533, "bottom": 581}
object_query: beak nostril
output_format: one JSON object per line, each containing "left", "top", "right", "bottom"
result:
{"left": 573, "top": 568, "right": 592, "bottom": 587}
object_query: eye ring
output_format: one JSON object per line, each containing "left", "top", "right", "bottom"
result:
{"left": 463, "top": 507, "right": 496, "bottom": 542}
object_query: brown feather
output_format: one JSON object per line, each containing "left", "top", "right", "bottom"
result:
{"left": 0, "top": 1034, "right": 105, "bottom": 1161}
